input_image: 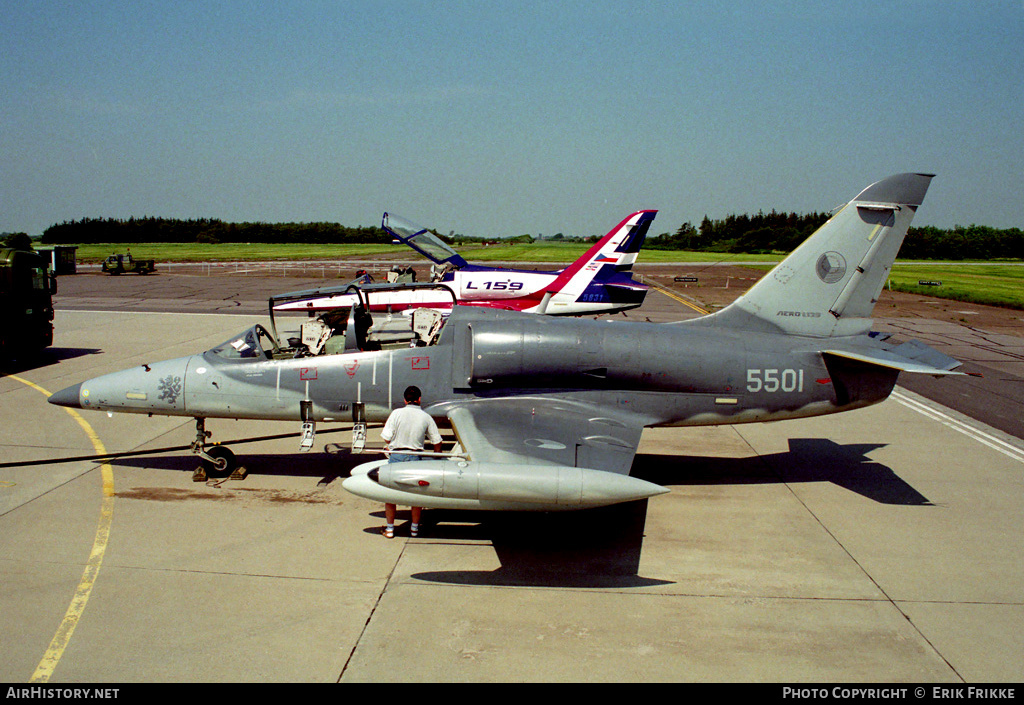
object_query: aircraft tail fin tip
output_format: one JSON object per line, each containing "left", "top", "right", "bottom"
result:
{"left": 852, "top": 172, "right": 934, "bottom": 208}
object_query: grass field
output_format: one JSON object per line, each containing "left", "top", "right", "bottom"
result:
{"left": 70, "top": 242, "right": 403, "bottom": 262}
{"left": 65, "top": 242, "right": 1022, "bottom": 310}
{"left": 887, "top": 263, "right": 1024, "bottom": 310}
{"left": 741, "top": 261, "right": 1024, "bottom": 311}
{"left": 69, "top": 241, "right": 785, "bottom": 265}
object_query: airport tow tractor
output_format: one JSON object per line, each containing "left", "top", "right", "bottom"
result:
{"left": 101, "top": 252, "right": 156, "bottom": 275}
{"left": 188, "top": 279, "right": 458, "bottom": 481}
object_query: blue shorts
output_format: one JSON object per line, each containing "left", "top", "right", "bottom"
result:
{"left": 389, "top": 453, "right": 419, "bottom": 463}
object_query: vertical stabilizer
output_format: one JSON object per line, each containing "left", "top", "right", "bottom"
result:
{"left": 706, "top": 173, "right": 933, "bottom": 338}
{"left": 542, "top": 210, "right": 656, "bottom": 302}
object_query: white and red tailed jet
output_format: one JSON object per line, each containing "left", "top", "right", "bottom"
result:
{"left": 273, "top": 210, "right": 656, "bottom": 316}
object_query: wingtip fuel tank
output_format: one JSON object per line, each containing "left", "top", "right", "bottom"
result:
{"left": 343, "top": 459, "right": 669, "bottom": 512}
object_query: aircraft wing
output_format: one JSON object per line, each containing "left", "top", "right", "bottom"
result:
{"left": 439, "top": 397, "right": 648, "bottom": 475}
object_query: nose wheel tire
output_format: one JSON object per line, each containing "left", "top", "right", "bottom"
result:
{"left": 201, "top": 445, "right": 237, "bottom": 475}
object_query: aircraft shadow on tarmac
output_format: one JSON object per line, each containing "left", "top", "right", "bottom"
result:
{"left": 1, "top": 347, "right": 102, "bottom": 374}
{"left": 106, "top": 437, "right": 928, "bottom": 590}
{"left": 407, "top": 501, "right": 672, "bottom": 589}
{"left": 632, "top": 438, "right": 932, "bottom": 507}
{"left": 408, "top": 438, "right": 929, "bottom": 589}
{"left": 109, "top": 449, "right": 347, "bottom": 479}
{"left": 109, "top": 436, "right": 928, "bottom": 506}
{"left": 108, "top": 450, "right": 673, "bottom": 589}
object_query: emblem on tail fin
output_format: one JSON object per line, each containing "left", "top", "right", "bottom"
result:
{"left": 816, "top": 252, "right": 847, "bottom": 284}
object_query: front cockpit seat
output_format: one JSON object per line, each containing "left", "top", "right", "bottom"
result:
{"left": 344, "top": 305, "right": 376, "bottom": 351}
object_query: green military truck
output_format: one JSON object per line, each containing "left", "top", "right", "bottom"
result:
{"left": 0, "top": 247, "right": 56, "bottom": 358}
{"left": 101, "top": 252, "right": 155, "bottom": 275}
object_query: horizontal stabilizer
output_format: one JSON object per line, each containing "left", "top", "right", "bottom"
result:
{"left": 604, "top": 281, "right": 650, "bottom": 292}
{"left": 823, "top": 340, "right": 963, "bottom": 376}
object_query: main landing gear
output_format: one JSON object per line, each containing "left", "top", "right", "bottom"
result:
{"left": 190, "top": 417, "right": 245, "bottom": 482}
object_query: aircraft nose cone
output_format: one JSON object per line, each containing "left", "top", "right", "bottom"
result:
{"left": 48, "top": 382, "right": 83, "bottom": 409}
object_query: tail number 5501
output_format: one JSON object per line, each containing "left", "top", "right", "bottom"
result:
{"left": 747, "top": 368, "right": 804, "bottom": 393}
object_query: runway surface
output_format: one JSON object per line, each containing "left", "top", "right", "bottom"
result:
{"left": 1, "top": 269, "right": 1022, "bottom": 682}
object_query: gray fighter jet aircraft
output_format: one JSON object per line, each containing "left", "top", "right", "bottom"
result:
{"left": 49, "top": 173, "right": 961, "bottom": 512}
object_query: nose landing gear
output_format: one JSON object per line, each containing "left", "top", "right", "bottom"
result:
{"left": 190, "top": 417, "right": 245, "bottom": 482}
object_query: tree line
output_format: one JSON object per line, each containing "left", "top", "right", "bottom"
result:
{"left": 649, "top": 212, "right": 1023, "bottom": 260}
{"left": 648, "top": 211, "right": 830, "bottom": 254}
{"left": 36, "top": 214, "right": 1024, "bottom": 260}
{"left": 40, "top": 217, "right": 390, "bottom": 246}
{"left": 899, "top": 225, "right": 1023, "bottom": 260}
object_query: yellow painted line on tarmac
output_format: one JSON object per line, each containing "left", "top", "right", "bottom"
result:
{"left": 649, "top": 282, "right": 709, "bottom": 315}
{"left": 7, "top": 375, "right": 115, "bottom": 683}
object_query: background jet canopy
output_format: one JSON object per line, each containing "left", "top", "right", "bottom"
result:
{"left": 382, "top": 213, "right": 468, "bottom": 268}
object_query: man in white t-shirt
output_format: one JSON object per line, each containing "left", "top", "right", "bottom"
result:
{"left": 380, "top": 385, "right": 442, "bottom": 538}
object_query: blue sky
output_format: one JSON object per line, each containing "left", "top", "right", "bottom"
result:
{"left": 2, "top": 1, "right": 1022, "bottom": 240}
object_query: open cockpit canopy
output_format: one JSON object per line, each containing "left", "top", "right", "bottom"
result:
{"left": 382, "top": 213, "right": 468, "bottom": 268}
{"left": 206, "top": 280, "right": 458, "bottom": 364}
{"left": 207, "top": 324, "right": 281, "bottom": 362}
